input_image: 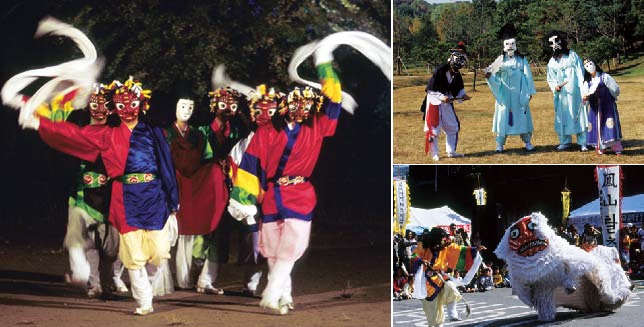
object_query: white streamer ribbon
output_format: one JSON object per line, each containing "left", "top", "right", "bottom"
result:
{"left": 1, "top": 16, "right": 102, "bottom": 128}
{"left": 211, "top": 64, "right": 255, "bottom": 98}
{"left": 288, "top": 31, "right": 391, "bottom": 114}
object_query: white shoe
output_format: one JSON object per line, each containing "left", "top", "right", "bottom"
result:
{"left": 196, "top": 283, "right": 224, "bottom": 295}
{"left": 525, "top": 142, "right": 534, "bottom": 151}
{"left": 556, "top": 144, "right": 569, "bottom": 151}
{"left": 113, "top": 277, "right": 129, "bottom": 293}
{"left": 580, "top": 145, "right": 588, "bottom": 152}
{"left": 431, "top": 155, "right": 440, "bottom": 162}
{"left": 496, "top": 144, "right": 504, "bottom": 153}
{"left": 280, "top": 295, "right": 294, "bottom": 310}
{"left": 278, "top": 304, "right": 290, "bottom": 315}
{"left": 447, "top": 152, "right": 464, "bottom": 158}
{"left": 134, "top": 306, "right": 154, "bottom": 316}
{"left": 260, "top": 297, "right": 281, "bottom": 313}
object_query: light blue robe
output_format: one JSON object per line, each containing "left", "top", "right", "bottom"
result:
{"left": 547, "top": 50, "right": 588, "bottom": 140}
{"left": 487, "top": 55, "right": 536, "bottom": 142}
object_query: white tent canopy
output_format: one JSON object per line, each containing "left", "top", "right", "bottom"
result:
{"left": 568, "top": 194, "right": 644, "bottom": 231}
{"left": 405, "top": 205, "right": 472, "bottom": 235}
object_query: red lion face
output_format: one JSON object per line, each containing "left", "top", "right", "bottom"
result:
{"left": 508, "top": 216, "right": 549, "bottom": 256}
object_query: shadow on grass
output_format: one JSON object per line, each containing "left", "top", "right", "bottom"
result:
{"left": 448, "top": 141, "right": 644, "bottom": 159}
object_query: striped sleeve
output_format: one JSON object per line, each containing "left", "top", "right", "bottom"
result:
{"left": 316, "top": 62, "right": 341, "bottom": 136}
{"left": 36, "top": 88, "right": 80, "bottom": 122}
{"left": 230, "top": 131, "right": 266, "bottom": 206}
{"left": 444, "top": 244, "right": 478, "bottom": 271}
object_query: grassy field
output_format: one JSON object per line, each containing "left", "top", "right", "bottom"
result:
{"left": 393, "top": 57, "right": 644, "bottom": 164}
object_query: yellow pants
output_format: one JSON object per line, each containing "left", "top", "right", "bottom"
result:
{"left": 119, "top": 224, "right": 171, "bottom": 270}
{"left": 421, "top": 280, "right": 461, "bottom": 326}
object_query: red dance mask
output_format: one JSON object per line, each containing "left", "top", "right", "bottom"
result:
{"left": 88, "top": 93, "right": 111, "bottom": 121}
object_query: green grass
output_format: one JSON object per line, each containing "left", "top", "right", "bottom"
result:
{"left": 393, "top": 56, "right": 644, "bottom": 164}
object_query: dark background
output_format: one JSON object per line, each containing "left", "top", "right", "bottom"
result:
{"left": 403, "top": 165, "right": 644, "bottom": 259}
{"left": 0, "top": 0, "right": 391, "bottom": 244}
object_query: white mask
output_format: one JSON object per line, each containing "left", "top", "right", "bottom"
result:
{"left": 584, "top": 61, "right": 596, "bottom": 74}
{"left": 176, "top": 98, "right": 194, "bottom": 123}
{"left": 503, "top": 38, "right": 516, "bottom": 56}
{"left": 548, "top": 35, "right": 562, "bottom": 52}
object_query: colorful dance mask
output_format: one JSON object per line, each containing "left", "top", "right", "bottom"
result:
{"left": 248, "top": 84, "right": 285, "bottom": 126}
{"left": 112, "top": 77, "right": 151, "bottom": 123}
{"left": 286, "top": 87, "right": 323, "bottom": 123}
{"left": 208, "top": 87, "right": 242, "bottom": 120}
{"left": 88, "top": 83, "right": 114, "bottom": 122}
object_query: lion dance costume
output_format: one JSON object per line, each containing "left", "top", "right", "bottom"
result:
{"left": 495, "top": 213, "right": 632, "bottom": 321}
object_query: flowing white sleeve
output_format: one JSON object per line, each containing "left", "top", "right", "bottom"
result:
{"left": 603, "top": 74, "right": 620, "bottom": 101}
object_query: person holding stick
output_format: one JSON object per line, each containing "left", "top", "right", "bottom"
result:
{"left": 421, "top": 42, "right": 471, "bottom": 162}
{"left": 411, "top": 227, "right": 485, "bottom": 326}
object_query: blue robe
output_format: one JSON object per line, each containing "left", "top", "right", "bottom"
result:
{"left": 487, "top": 55, "right": 535, "bottom": 139}
{"left": 547, "top": 51, "right": 588, "bottom": 138}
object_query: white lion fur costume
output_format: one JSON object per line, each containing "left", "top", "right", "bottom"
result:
{"left": 495, "top": 213, "right": 632, "bottom": 321}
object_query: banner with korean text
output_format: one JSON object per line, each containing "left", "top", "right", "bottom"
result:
{"left": 596, "top": 165, "right": 622, "bottom": 248}
{"left": 393, "top": 180, "right": 411, "bottom": 235}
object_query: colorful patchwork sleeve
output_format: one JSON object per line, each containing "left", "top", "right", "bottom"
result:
{"left": 316, "top": 62, "right": 342, "bottom": 137}
{"left": 36, "top": 88, "right": 81, "bottom": 122}
{"left": 230, "top": 130, "right": 266, "bottom": 206}
{"left": 443, "top": 243, "right": 479, "bottom": 272}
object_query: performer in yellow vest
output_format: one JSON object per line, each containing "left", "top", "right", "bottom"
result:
{"left": 412, "top": 227, "right": 486, "bottom": 326}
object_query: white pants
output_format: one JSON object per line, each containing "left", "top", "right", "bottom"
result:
{"left": 427, "top": 103, "right": 460, "bottom": 157}
{"left": 175, "top": 235, "right": 196, "bottom": 289}
{"left": 259, "top": 219, "right": 311, "bottom": 306}
{"left": 129, "top": 267, "right": 153, "bottom": 309}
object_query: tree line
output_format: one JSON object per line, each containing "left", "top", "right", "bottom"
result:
{"left": 394, "top": 0, "right": 644, "bottom": 73}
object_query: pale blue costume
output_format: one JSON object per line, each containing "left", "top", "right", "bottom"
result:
{"left": 487, "top": 54, "right": 535, "bottom": 146}
{"left": 547, "top": 50, "right": 587, "bottom": 146}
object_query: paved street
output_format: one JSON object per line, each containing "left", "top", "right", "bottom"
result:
{"left": 393, "top": 280, "right": 644, "bottom": 327}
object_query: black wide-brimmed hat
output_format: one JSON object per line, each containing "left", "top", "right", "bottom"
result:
{"left": 497, "top": 23, "right": 517, "bottom": 40}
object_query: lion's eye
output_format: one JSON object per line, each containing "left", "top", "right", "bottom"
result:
{"left": 90, "top": 103, "right": 98, "bottom": 110}
{"left": 510, "top": 228, "right": 520, "bottom": 239}
{"left": 116, "top": 103, "right": 125, "bottom": 110}
{"left": 130, "top": 100, "right": 140, "bottom": 109}
{"left": 230, "top": 103, "right": 238, "bottom": 112}
{"left": 218, "top": 102, "right": 227, "bottom": 110}
{"left": 527, "top": 221, "right": 536, "bottom": 230}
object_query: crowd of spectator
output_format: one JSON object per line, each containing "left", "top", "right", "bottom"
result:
{"left": 557, "top": 222, "right": 644, "bottom": 278}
